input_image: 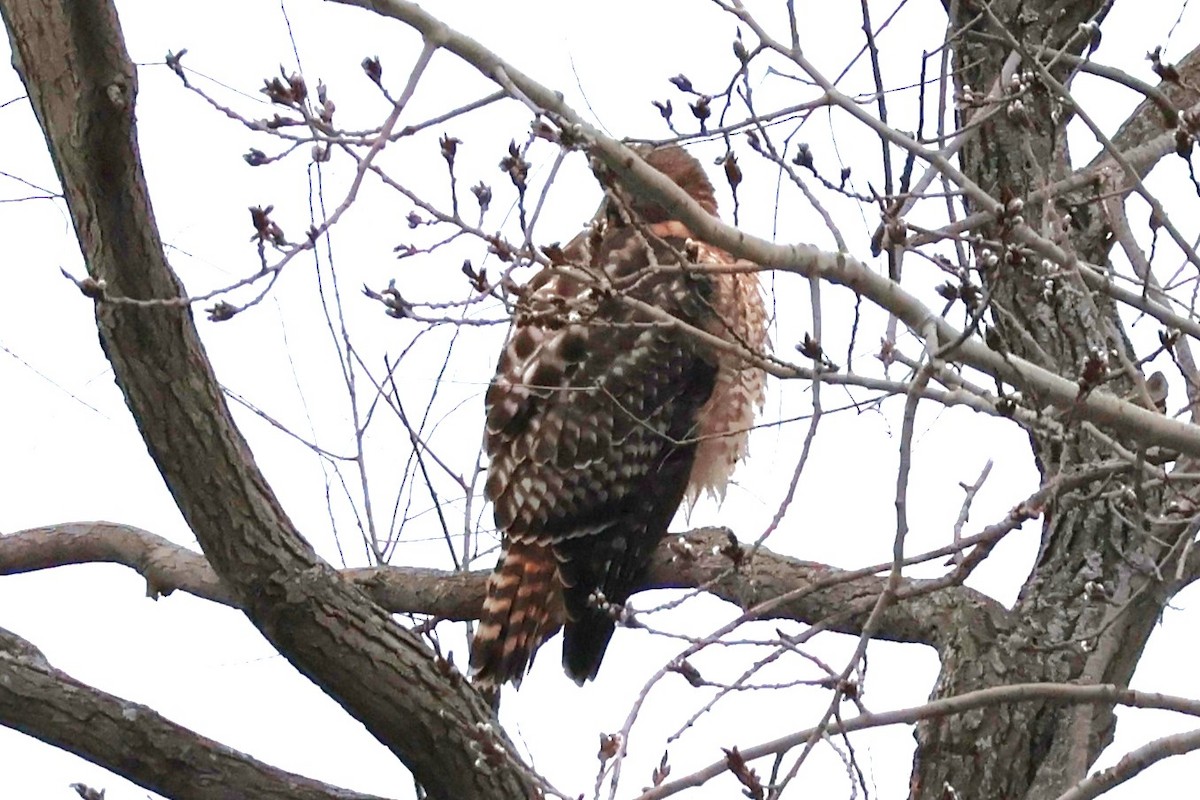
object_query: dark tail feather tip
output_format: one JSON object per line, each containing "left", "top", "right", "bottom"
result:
{"left": 562, "top": 611, "right": 616, "bottom": 685}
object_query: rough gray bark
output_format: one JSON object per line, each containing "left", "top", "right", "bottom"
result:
{"left": 0, "top": 2, "right": 532, "bottom": 798}
{"left": 0, "top": 627, "right": 388, "bottom": 800}
{"left": 911, "top": 3, "right": 1197, "bottom": 798}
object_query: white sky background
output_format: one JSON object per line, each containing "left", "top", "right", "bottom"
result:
{"left": 2, "top": 0, "right": 1200, "bottom": 798}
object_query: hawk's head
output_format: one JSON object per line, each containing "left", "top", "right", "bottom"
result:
{"left": 597, "top": 145, "right": 719, "bottom": 225}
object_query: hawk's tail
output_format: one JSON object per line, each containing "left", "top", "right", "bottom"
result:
{"left": 470, "top": 541, "right": 564, "bottom": 689}
{"left": 561, "top": 608, "right": 616, "bottom": 686}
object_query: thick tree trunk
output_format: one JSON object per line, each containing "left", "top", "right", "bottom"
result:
{"left": 913, "top": 3, "right": 1189, "bottom": 797}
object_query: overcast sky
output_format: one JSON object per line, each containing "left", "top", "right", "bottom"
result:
{"left": 3, "top": 1, "right": 1200, "bottom": 798}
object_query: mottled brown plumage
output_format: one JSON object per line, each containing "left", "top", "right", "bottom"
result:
{"left": 470, "top": 146, "right": 767, "bottom": 688}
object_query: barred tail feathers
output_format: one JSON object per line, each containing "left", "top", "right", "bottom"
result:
{"left": 470, "top": 541, "right": 564, "bottom": 689}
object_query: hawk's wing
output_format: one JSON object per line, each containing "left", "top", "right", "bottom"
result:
{"left": 474, "top": 225, "right": 719, "bottom": 685}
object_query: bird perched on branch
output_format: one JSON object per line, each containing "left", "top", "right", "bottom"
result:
{"left": 470, "top": 145, "right": 767, "bottom": 688}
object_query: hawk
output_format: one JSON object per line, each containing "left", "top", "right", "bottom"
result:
{"left": 470, "top": 145, "right": 767, "bottom": 688}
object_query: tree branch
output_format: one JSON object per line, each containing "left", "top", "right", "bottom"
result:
{"left": 0, "top": 626, "right": 389, "bottom": 800}
{"left": 0, "top": 2, "right": 532, "bottom": 797}
{"left": 1053, "top": 727, "right": 1200, "bottom": 800}
{"left": 1, "top": 523, "right": 1006, "bottom": 649}
{"left": 639, "top": 683, "right": 1200, "bottom": 800}
{"left": 1086, "top": 43, "right": 1200, "bottom": 174}
{"left": 332, "top": 0, "right": 1200, "bottom": 462}
{"left": 0, "top": 522, "right": 235, "bottom": 605}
